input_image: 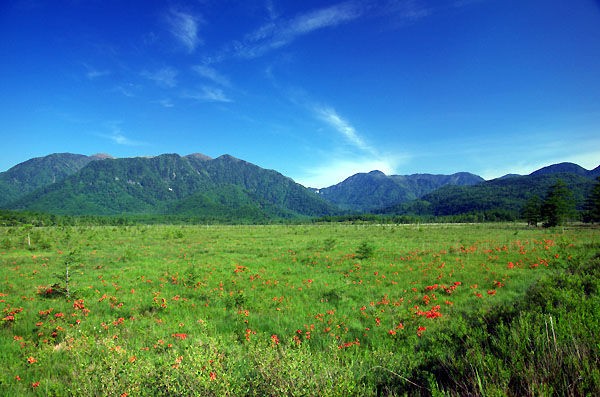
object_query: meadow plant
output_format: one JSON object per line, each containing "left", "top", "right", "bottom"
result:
{"left": 0, "top": 223, "right": 597, "bottom": 395}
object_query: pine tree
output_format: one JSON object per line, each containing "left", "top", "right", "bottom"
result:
{"left": 583, "top": 176, "right": 600, "bottom": 223}
{"left": 522, "top": 195, "right": 542, "bottom": 226}
{"left": 541, "top": 179, "right": 576, "bottom": 227}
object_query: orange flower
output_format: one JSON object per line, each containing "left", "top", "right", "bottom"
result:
{"left": 209, "top": 371, "right": 217, "bottom": 381}
{"left": 32, "top": 381, "right": 40, "bottom": 388}
{"left": 27, "top": 357, "right": 37, "bottom": 364}
{"left": 271, "top": 334, "right": 280, "bottom": 346}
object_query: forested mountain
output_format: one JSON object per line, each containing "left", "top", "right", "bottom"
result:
{"left": 3, "top": 153, "right": 338, "bottom": 221}
{"left": 379, "top": 172, "right": 597, "bottom": 219}
{"left": 530, "top": 162, "right": 600, "bottom": 178}
{"left": 1, "top": 152, "right": 598, "bottom": 223}
{"left": 314, "top": 170, "right": 484, "bottom": 211}
{"left": 0, "top": 153, "right": 105, "bottom": 206}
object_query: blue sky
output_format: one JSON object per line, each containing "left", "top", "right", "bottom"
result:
{"left": 1, "top": 0, "right": 599, "bottom": 187}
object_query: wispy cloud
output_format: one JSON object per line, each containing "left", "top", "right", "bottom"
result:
{"left": 141, "top": 67, "right": 178, "bottom": 88}
{"left": 156, "top": 99, "right": 175, "bottom": 108}
{"left": 99, "top": 125, "right": 146, "bottom": 147}
{"left": 192, "top": 65, "right": 231, "bottom": 87}
{"left": 204, "top": 0, "right": 458, "bottom": 64}
{"left": 228, "top": 1, "right": 363, "bottom": 59}
{"left": 183, "top": 86, "right": 232, "bottom": 103}
{"left": 83, "top": 63, "right": 110, "bottom": 80}
{"left": 291, "top": 104, "right": 407, "bottom": 187}
{"left": 314, "top": 106, "right": 376, "bottom": 155}
{"left": 166, "top": 9, "right": 202, "bottom": 53}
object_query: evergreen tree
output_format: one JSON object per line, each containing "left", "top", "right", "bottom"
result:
{"left": 541, "top": 179, "right": 576, "bottom": 227}
{"left": 522, "top": 195, "right": 542, "bottom": 226}
{"left": 583, "top": 176, "right": 600, "bottom": 223}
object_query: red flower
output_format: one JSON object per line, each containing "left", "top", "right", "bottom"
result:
{"left": 417, "top": 326, "right": 426, "bottom": 337}
{"left": 209, "top": 372, "right": 217, "bottom": 381}
{"left": 32, "top": 381, "right": 40, "bottom": 388}
{"left": 271, "top": 334, "right": 280, "bottom": 346}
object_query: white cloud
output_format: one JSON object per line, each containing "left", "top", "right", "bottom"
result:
{"left": 192, "top": 65, "right": 231, "bottom": 87}
{"left": 231, "top": 1, "right": 363, "bottom": 59}
{"left": 314, "top": 106, "right": 376, "bottom": 155}
{"left": 99, "top": 123, "right": 147, "bottom": 146}
{"left": 141, "top": 67, "right": 178, "bottom": 88}
{"left": 166, "top": 9, "right": 202, "bottom": 53}
{"left": 292, "top": 104, "right": 408, "bottom": 187}
{"left": 184, "top": 86, "right": 232, "bottom": 103}
{"left": 157, "top": 99, "right": 175, "bottom": 108}
{"left": 84, "top": 65, "right": 110, "bottom": 80}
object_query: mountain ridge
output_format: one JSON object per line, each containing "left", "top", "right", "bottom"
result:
{"left": 1, "top": 152, "right": 598, "bottom": 221}
{"left": 1, "top": 153, "right": 338, "bottom": 220}
{"left": 314, "top": 169, "right": 485, "bottom": 212}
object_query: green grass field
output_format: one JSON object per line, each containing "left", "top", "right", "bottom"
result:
{"left": 1, "top": 223, "right": 598, "bottom": 396}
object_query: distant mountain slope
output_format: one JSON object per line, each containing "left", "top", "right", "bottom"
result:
{"left": 1, "top": 152, "right": 597, "bottom": 222}
{"left": 380, "top": 171, "right": 597, "bottom": 218}
{"left": 315, "top": 170, "right": 484, "bottom": 212}
{"left": 6, "top": 153, "right": 338, "bottom": 220}
{"left": 0, "top": 153, "right": 102, "bottom": 207}
{"left": 529, "top": 162, "right": 592, "bottom": 177}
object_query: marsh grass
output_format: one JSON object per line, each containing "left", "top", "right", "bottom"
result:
{"left": 0, "top": 223, "right": 598, "bottom": 395}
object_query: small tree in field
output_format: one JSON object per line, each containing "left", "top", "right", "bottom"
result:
{"left": 583, "top": 176, "right": 600, "bottom": 223}
{"left": 541, "top": 179, "right": 576, "bottom": 227}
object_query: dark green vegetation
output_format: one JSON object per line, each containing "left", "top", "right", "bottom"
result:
{"left": 379, "top": 170, "right": 597, "bottom": 222}
{"left": 0, "top": 224, "right": 598, "bottom": 395}
{"left": 313, "top": 170, "right": 484, "bottom": 212}
{"left": 0, "top": 153, "right": 99, "bottom": 207}
{"left": 2, "top": 153, "right": 337, "bottom": 221}
{"left": 0, "top": 153, "right": 599, "bottom": 224}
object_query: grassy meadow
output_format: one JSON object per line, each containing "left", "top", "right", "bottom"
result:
{"left": 1, "top": 223, "right": 598, "bottom": 396}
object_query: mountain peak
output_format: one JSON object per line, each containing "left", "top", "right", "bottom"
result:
{"left": 185, "top": 153, "right": 212, "bottom": 161}
{"left": 368, "top": 170, "right": 386, "bottom": 176}
{"left": 217, "top": 154, "right": 241, "bottom": 162}
{"left": 530, "top": 162, "right": 588, "bottom": 177}
{"left": 91, "top": 153, "right": 114, "bottom": 160}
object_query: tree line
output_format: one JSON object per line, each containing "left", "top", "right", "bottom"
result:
{"left": 523, "top": 177, "right": 600, "bottom": 226}
{"left": 2, "top": 177, "right": 600, "bottom": 227}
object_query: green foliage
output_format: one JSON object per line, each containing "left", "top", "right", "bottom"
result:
{"left": 381, "top": 173, "right": 595, "bottom": 222}
{"left": 0, "top": 223, "right": 598, "bottom": 396}
{"left": 4, "top": 154, "right": 338, "bottom": 221}
{"left": 583, "top": 176, "right": 600, "bottom": 223}
{"left": 355, "top": 240, "right": 375, "bottom": 260}
{"left": 541, "top": 179, "right": 577, "bottom": 227}
{"left": 522, "top": 194, "right": 542, "bottom": 226}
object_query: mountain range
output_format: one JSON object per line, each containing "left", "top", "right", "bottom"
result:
{"left": 0, "top": 153, "right": 598, "bottom": 222}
